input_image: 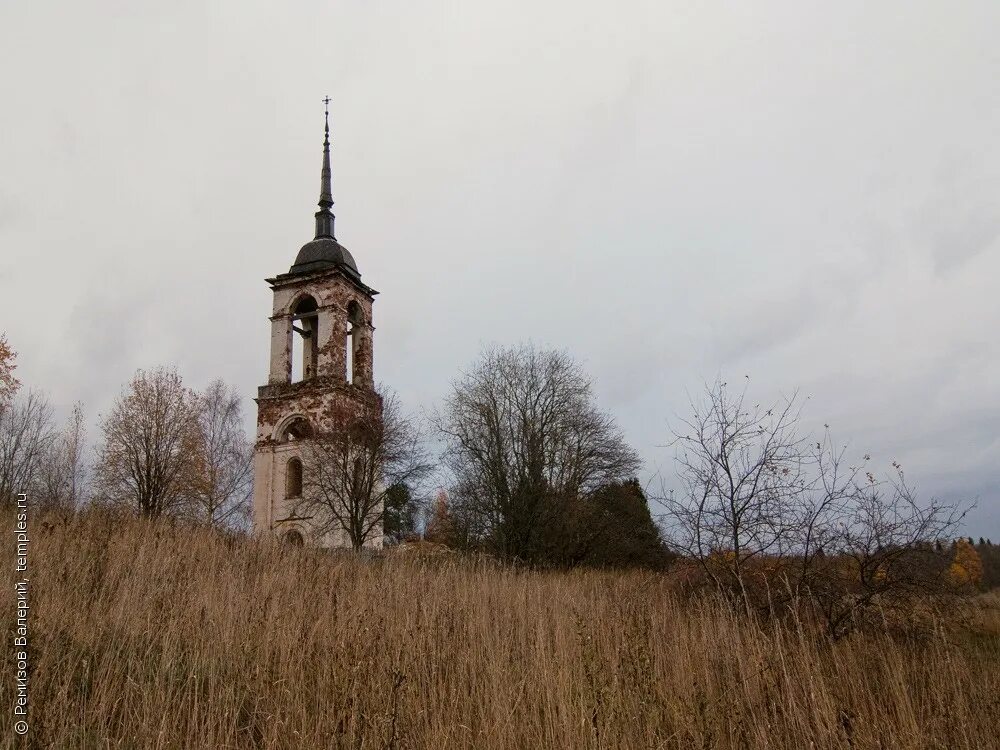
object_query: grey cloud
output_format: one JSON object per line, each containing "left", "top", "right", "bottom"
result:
{"left": 1, "top": 0, "right": 998, "bottom": 536}
{"left": 922, "top": 163, "right": 1000, "bottom": 274}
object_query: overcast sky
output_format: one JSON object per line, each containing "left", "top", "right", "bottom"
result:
{"left": 2, "top": 1, "right": 998, "bottom": 535}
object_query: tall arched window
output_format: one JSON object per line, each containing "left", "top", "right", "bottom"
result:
{"left": 291, "top": 295, "right": 319, "bottom": 382}
{"left": 346, "top": 300, "right": 363, "bottom": 384}
{"left": 283, "top": 529, "right": 304, "bottom": 547}
{"left": 285, "top": 457, "right": 303, "bottom": 498}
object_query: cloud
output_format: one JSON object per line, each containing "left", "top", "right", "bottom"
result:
{"left": 920, "top": 158, "right": 1000, "bottom": 275}
{"left": 1, "top": 0, "right": 998, "bottom": 535}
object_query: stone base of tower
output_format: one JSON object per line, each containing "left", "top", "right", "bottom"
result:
{"left": 252, "top": 377, "right": 384, "bottom": 550}
{"left": 252, "top": 447, "right": 383, "bottom": 549}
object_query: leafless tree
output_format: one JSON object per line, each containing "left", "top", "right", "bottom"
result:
{"left": 190, "top": 379, "right": 253, "bottom": 529}
{"left": 0, "top": 333, "right": 20, "bottom": 415}
{"left": 93, "top": 367, "right": 202, "bottom": 518}
{"left": 296, "top": 389, "right": 431, "bottom": 549}
{"left": 799, "top": 461, "right": 967, "bottom": 639}
{"left": 663, "top": 377, "right": 969, "bottom": 636}
{"left": 434, "top": 344, "right": 641, "bottom": 562}
{"left": 665, "top": 378, "right": 812, "bottom": 603}
{"left": 0, "top": 390, "right": 55, "bottom": 507}
{"left": 36, "top": 402, "right": 87, "bottom": 510}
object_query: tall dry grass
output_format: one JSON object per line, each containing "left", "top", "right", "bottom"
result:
{"left": 2, "top": 511, "right": 998, "bottom": 749}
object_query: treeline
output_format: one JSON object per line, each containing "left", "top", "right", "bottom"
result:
{"left": 1, "top": 334, "right": 87, "bottom": 510}
{"left": 1, "top": 339, "right": 672, "bottom": 568}
{"left": 0, "top": 336, "right": 252, "bottom": 527}
{"left": 2, "top": 333, "right": 995, "bottom": 624}
{"left": 401, "top": 479, "right": 669, "bottom": 570}
{"left": 382, "top": 346, "right": 671, "bottom": 569}
{"left": 972, "top": 538, "right": 1000, "bottom": 589}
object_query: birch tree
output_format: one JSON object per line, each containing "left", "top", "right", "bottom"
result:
{"left": 94, "top": 367, "right": 202, "bottom": 517}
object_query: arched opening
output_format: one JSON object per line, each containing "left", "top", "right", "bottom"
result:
{"left": 285, "top": 457, "right": 303, "bottom": 498}
{"left": 346, "top": 300, "right": 363, "bottom": 384}
{"left": 279, "top": 416, "right": 312, "bottom": 443}
{"left": 291, "top": 295, "right": 319, "bottom": 382}
{"left": 283, "top": 529, "right": 304, "bottom": 547}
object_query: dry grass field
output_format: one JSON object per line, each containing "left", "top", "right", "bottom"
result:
{"left": 2, "top": 511, "right": 999, "bottom": 749}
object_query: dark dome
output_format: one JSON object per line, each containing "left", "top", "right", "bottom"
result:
{"left": 289, "top": 237, "right": 360, "bottom": 277}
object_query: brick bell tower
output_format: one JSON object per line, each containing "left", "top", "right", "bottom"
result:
{"left": 252, "top": 103, "right": 381, "bottom": 548}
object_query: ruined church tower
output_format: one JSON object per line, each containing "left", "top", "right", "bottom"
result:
{"left": 252, "top": 106, "right": 381, "bottom": 548}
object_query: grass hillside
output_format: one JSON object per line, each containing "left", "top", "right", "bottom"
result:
{"left": 3, "top": 512, "right": 999, "bottom": 749}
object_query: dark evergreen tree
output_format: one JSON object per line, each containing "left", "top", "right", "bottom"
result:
{"left": 581, "top": 480, "right": 671, "bottom": 569}
{"left": 383, "top": 482, "right": 419, "bottom": 544}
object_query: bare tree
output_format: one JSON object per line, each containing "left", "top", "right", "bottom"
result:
{"left": 93, "top": 367, "right": 202, "bottom": 518}
{"left": 666, "top": 378, "right": 811, "bottom": 604}
{"left": 36, "top": 402, "right": 87, "bottom": 510}
{"left": 190, "top": 379, "right": 252, "bottom": 529}
{"left": 64, "top": 402, "right": 88, "bottom": 507}
{"left": 296, "top": 389, "right": 431, "bottom": 549}
{"left": 663, "top": 377, "right": 969, "bottom": 636}
{"left": 435, "top": 344, "right": 641, "bottom": 562}
{"left": 0, "top": 333, "right": 20, "bottom": 415}
{"left": 800, "top": 461, "right": 967, "bottom": 639}
{"left": 0, "top": 390, "right": 55, "bottom": 507}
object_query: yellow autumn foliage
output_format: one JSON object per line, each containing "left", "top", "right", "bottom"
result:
{"left": 948, "top": 539, "right": 983, "bottom": 587}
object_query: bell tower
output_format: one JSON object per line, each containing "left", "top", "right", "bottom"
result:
{"left": 252, "top": 103, "right": 381, "bottom": 547}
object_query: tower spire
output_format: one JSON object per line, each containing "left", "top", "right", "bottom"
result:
{"left": 314, "top": 97, "right": 335, "bottom": 239}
